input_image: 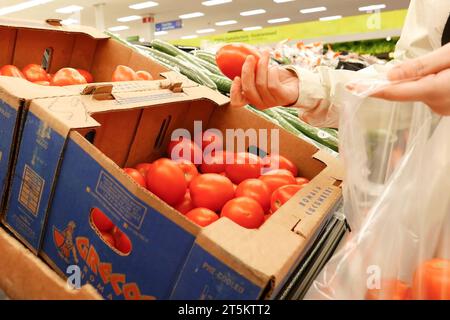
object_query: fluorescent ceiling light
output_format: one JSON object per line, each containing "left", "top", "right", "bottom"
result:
{"left": 0, "top": 0, "right": 54, "bottom": 16}
{"left": 129, "top": 1, "right": 159, "bottom": 10}
{"left": 181, "top": 35, "right": 198, "bottom": 39}
{"left": 243, "top": 26, "right": 262, "bottom": 31}
{"left": 61, "top": 18, "right": 79, "bottom": 25}
{"left": 268, "top": 17, "right": 290, "bottom": 24}
{"left": 359, "top": 4, "right": 386, "bottom": 11}
{"left": 319, "top": 15, "right": 342, "bottom": 21}
{"left": 55, "top": 5, "right": 83, "bottom": 14}
{"left": 202, "top": 0, "right": 232, "bottom": 6}
{"left": 215, "top": 20, "right": 237, "bottom": 26}
{"left": 117, "top": 15, "right": 141, "bottom": 22}
{"left": 154, "top": 31, "right": 168, "bottom": 36}
{"left": 274, "top": 0, "right": 295, "bottom": 3}
{"left": 240, "top": 9, "right": 266, "bottom": 16}
{"left": 179, "top": 12, "right": 204, "bottom": 19}
{"left": 197, "top": 28, "right": 215, "bottom": 34}
{"left": 300, "top": 6, "right": 327, "bottom": 14}
{"left": 108, "top": 25, "right": 130, "bottom": 31}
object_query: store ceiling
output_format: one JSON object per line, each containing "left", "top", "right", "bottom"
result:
{"left": 0, "top": 0, "right": 411, "bottom": 41}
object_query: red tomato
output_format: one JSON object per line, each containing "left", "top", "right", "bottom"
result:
{"left": 167, "top": 137, "right": 202, "bottom": 164}
{"left": 112, "top": 65, "right": 138, "bottom": 82}
{"left": 263, "top": 169, "right": 294, "bottom": 177}
{"left": 77, "top": 69, "right": 94, "bottom": 83}
{"left": 175, "top": 190, "right": 195, "bottom": 215}
{"left": 412, "top": 258, "right": 450, "bottom": 300}
{"left": 101, "top": 231, "right": 116, "bottom": 248}
{"left": 190, "top": 173, "right": 235, "bottom": 212}
{"left": 271, "top": 184, "right": 304, "bottom": 212}
{"left": 259, "top": 174, "right": 297, "bottom": 194}
{"left": 91, "top": 208, "right": 114, "bottom": 232}
{"left": 262, "top": 154, "right": 298, "bottom": 176}
{"left": 176, "top": 159, "right": 199, "bottom": 186}
{"left": 264, "top": 213, "right": 273, "bottom": 222}
{"left": 0, "top": 65, "right": 25, "bottom": 78}
{"left": 225, "top": 152, "right": 263, "bottom": 184}
{"left": 200, "top": 150, "right": 227, "bottom": 174}
{"left": 235, "top": 179, "right": 271, "bottom": 213}
{"left": 186, "top": 208, "right": 219, "bottom": 227}
{"left": 146, "top": 158, "right": 187, "bottom": 206}
{"left": 202, "top": 130, "right": 223, "bottom": 152}
{"left": 124, "top": 168, "right": 147, "bottom": 188}
{"left": 366, "top": 279, "right": 412, "bottom": 300}
{"left": 51, "top": 68, "right": 87, "bottom": 86}
{"left": 221, "top": 197, "right": 265, "bottom": 229}
{"left": 135, "top": 163, "right": 153, "bottom": 178}
{"left": 216, "top": 43, "right": 261, "bottom": 80}
{"left": 22, "top": 64, "right": 49, "bottom": 82}
{"left": 136, "top": 70, "right": 153, "bottom": 80}
{"left": 33, "top": 81, "right": 50, "bottom": 86}
{"left": 296, "top": 177, "right": 310, "bottom": 186}
{"left": 112, "top": 227, "right": 132, "bottom": 255}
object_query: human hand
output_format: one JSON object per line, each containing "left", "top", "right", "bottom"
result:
{"left": 230, "top": 51, "right": 300, "bottom": 109}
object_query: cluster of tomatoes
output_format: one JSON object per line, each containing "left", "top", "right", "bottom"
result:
{"left": 0, "top": 64, "right": 152, "bottom": 86}
{"left": 122, "top": 132, "right": 309, "bottom": 229}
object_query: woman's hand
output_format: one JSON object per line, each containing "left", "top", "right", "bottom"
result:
{"left": 230, "top": 51, "right": 300, "bottom": 109}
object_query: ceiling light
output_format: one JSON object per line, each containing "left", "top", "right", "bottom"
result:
{"left": 155, "top": 31, "right": 168, "bottom": 36}
{"left": 55, "top": 5, "right": 83, "bottom": 14}
{"left": 181, "top": 35, "right": 198, "bottom": 39}
{"left": 274, "top": 0, "right": 295, "bottom": 3}
{"left": 359, "top": 4, "right": 386, "bottom": 11}
{"left": 319, "top": 15, "right": 342, "bottom": 21}
{"left": 197, "top": 28, "right": 215, "bottom": 34}
{"left": 300, "top": 6, "right": 327, "bottom": 14}
{"left": 129, "top": 1, "right": 159, "bottom": 10}
{"left": 0, "top": 0, "right": 54, "bottom": 16}
{"left": 179, "top": 12, "right": 204, "bottom": 19}
{"left": 243, "top": 26, "right": 262, "bottom": 31}
{"left": 202, "top": 0, "right": 232, "bottom": 6}
{"left": 215, "top": 20, "right": 237, "bottom": 26}
{"left": 268, "top": 17, "right": 290, "bottom": 24}
{"left": 108, "top": 25, "right": 130, "bottom": 32}
{"left": 61, "top": 18, "right": 79, "bottom": 25}
{"left": 117, "top": 15, "right": 142, "bottom": 22}
{"left": 240, "top": 9, "right": 266, "bottom": 16}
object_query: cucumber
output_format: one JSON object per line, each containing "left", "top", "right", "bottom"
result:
{"left": 191, "top": 55, "right": 224, "bottom": 76}
{"left": 262, "top": 108, "right": 304, "bottom": 137}
{"left": 193, "top": 50, "right": 217, "bottom": 65}
{"left": 245, "top": 105, "right": 279, "bottom": 124}
{"left": 208, "top": 73, "right": 232, "bottom": 94}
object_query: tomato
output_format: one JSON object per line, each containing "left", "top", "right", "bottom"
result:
{"left": 271, "top": 184, "right": 304, "bottom": 212}
{"left": 200, "top": 150, "right": 227, "bottom": 174}
{"left": 225, "top": 152, "right": 263, "bottom": 184}
{"left": 22, "top": 64, "right": 49, "bottom": 82}
{"left": 186, "top": 208, "right": 219, "bottom": 227}
{"left": 366, "top": 279, "right": 412, "bottom": 300}
{"left": 0, "top": 65, "right": 25, "bottom": 78}
{"left": 263, "top": 169, "right": 294, "bottom": 177}
{"left": 296, "top": 177, "right": 310, "bottom": 186}
{"left": 77, "top": 69, "right": 94, "bottom": 83}
{"left": 112, "top": 227, "right": 132, "bottom": 255}
{"left": 91, "top": 208, "right": 114, "bottom": 232}
{"left": 202, "top": 130, "right": 223, "bottom": 152}
{"left": 51, "top": 68, "right": 87, "bottom": 86}
{"left": 123, "top": 168, "right": 147, "bottom": 188}
{"left": 136, "top": 70, "right": 153, "bottom": 80}
{"left": 259, "top": 174, "right": 297, "bottom": 194}
{"left": 264, "top": 213, "right": 273, "bottom": 222}
{"left": 190, "top": 173, "right": 235, "bottom": 212}
{"left": 135, "top": 163, "right": 153, "bottom": 178}
{"left": 112, "top": 65, "right": 138, "bottom": 82}
{"left": 235, "top": 179, "right": 271, "bottom": 213}
{"left": 175, "top": 159, "right": 199, "bottom": 186}
{"left": 101, "top": 231, "right": 116, "bottom": 248}
{"left": 412, "top": 258, "right": 450, "bottom": 300}
{"left": 33, "top": 81, "right": 50, "bottom": 86}
{"left": 146, "top": 158, "right": 187, "bottom": 206}
{"left": 262, "top": 154, "right": 298, "bottom": 176}
{"left": 175, "top": 190, "right": 195, "bottom": 214}
{"left": 221, "top": 197, "right": 265, "bottom": 229}
{"left": 216, "top": 43, "right": 261, "bottom": 80}
{"left": 167, "top": 137, "right": 202, "bottom": 164}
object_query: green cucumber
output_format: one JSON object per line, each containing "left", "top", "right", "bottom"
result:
{"left": 193, "top": 50, "right": 217, "bottom": 65}
{"left": 191, "top": 55, "right": 224, "bottom": 76}
{"left": 208, "top": 73, "right": 232, "bottom": 94}
{"left": 245, "top": 105, "right": 279, "bottom": 124}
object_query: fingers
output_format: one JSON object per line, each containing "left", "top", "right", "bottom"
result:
{"left": 230, "top": 77, "right": 248, "bottom": 108}
{"left": 255, "top": 51, "right": 278, "bottom": 107}
{"left": 372, "top": 75, "right": 436, "bottom": 102}
{"left": 241, "top": 55, "right": 267, "bottom": 109}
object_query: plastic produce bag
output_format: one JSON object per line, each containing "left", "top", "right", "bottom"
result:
{"left": 305, "top": 77, "right": 450, "bottom": 300}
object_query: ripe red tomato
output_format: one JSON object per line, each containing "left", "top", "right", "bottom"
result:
{"left": 216, "top": 43, "right": 261, "bottom": 80}
{"left": 271, "top": 184, "right": 304, "bottom": 212}
{"left": 0, "top": 65, "right": 25, "bottom": 78}
{"left": 175, "top": 190, "right": 195, "bottom": 215}
{"left": 296, "top": 177, "right": 310, "bottom": 186}
{"left": 33, "top": 81, "right": 50, "bottom": 86}
{"left": 366, "top": 279, "right": 412, "bottom": 300}
{"left": 412, "top": 258, "right": 450, "bottom": 300}
{"left": 190, "top": 173, "right": 235, "bottom": 212}
{"left": 101, "top": 231, "right": 116, "bottom": 248}
{"left": 135, "top": 163, "right": 153, "bottom": 178}
{"left": 221, "top": 197, "right": 265, "bottom": 229}
{"left": 264, "top": 213, "right": 273, "bottom": 222}
{"left": 167, "top": 137, "right": 202, "bottom": 164}
{"left": 201, "top": 130, "right": 223, "bottom": 151}
{"left": 123, "top": 168, "right": 147, "bottom": 188}
{"left": 225, "top": 152, "right": 263, "bottom": 184}
{"left": 175, "top": 159, "right": 199, "bottom": 186}
{"left": 146, "top": 158, "right": 187, "bottom": 206}
{"left": 22, "top": 64, "right": 49, "bottom": 82}
{"left": 259, "top": 174, "right": 297, "bottom": 194}
{"left": 235, "top": 179, "right": 271, "bottom": 213}
{"left": 263, "top": 169, "right": 294, "bottom": 177}
{"left": 91, "top": 208, "right": 114, "bottom": 232}
{"left": 77, "top": 69, "right": 94, "bottom": 83}
{"left": 112, "top": 227, "right": 132, "bottom": 255}
{"left": 112, "top": 65, "right": 138, "bottom": 82}
{"left": 262, "top": 154, "right": 298, "bottom": 176}
{"left": 51, "top": 68, "right": 87, "bottom": 86}
{"left": 136, "top": 70, "right": 153, "bottom": 80}
{"left": 186, "top": 208, "right": 219, "bottom": 227}
{"left": 200, "top": 150, "right": 227, "bottom": 174}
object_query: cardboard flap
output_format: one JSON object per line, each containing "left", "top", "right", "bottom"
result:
{"left": 313, "top": 149, "right": 344, "bottom": 181}
{"left": 0, "top": 77, "right": 72, "bottom": 100}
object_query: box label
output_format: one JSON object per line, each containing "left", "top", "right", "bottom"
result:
{"left": 18, "top": 164, "right": 45, "bottom": 216}
{"left": 0, "top": 100, "right": 17, "bottom": 207}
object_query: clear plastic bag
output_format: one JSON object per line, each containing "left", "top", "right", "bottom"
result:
{"left": 305, "top": 78, "right": 450, "bottom": 300}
